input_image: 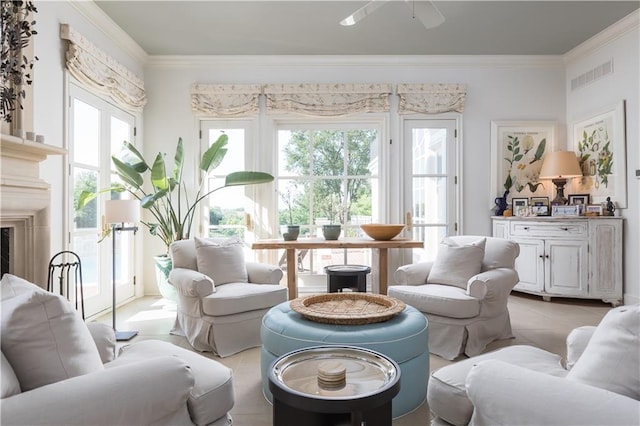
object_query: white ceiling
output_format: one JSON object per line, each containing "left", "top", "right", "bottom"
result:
{"left": 94, "top": 1, "right": 639, "bottom": 56}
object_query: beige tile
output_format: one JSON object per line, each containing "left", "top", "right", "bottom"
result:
{"left": 108, "top": 293, "right": 608, "bottom": 426}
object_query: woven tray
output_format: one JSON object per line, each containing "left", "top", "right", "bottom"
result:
{"left": 290, "top": 293, "right": 406, "bottom": 325}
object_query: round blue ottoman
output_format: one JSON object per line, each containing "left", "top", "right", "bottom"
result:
{"left": 261, "top": 301, "right": 429, "bottom": 418}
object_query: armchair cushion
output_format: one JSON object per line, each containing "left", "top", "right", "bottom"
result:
{"left": 427, "top": 237, "right": 486, "bottom": 289}
{"left": 202, "top": 282, "right": 289, "bottom": 317}
{"left": 567, "top": 304, "right": 640, "bottom": 400}
{"left": 389, "top": 284, "right": 480, "bottom": 318}
{"left": 195, "top": 236, "right": 248, "bottom": 285}
{"left": 1, "top": 352, "right": 20, "bottom": 398}
{"left": 0, "top": 291, "right": 103, "bottom": 391}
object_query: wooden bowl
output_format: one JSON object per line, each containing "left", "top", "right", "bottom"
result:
{"left": 360, "top": 224, "right": 405, "bottom": 241}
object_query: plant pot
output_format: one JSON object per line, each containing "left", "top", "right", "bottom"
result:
{"left": 322, "top": 224, "right": 341, "bottom": 240}
{"left": 153, "top": 255, "right": 177, "bottom": 302}
{"left": 282, "top": 225, "right": 300, "bottom": 241}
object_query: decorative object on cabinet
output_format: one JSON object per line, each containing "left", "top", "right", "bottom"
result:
{"left": 530, "top": 196, "right": 550, "bottom": 216}
{"left": 490, "top": 121, "right": 557, "bottom": 206}
{"left": 539, "top": 150, "right": 583, "bottom": 205}
{"left": 512, "top": 197, "right": 529, "bottom": 216}
{"left": 585, "top": 204, "right": 603, "bottom": 216}
{"left": 572, "top": 100, "right": 627, "bottom": 208}
{"left": 492, "top": 217, "right": 623, "bottom": 306}
{"left": 604, "top": 196, "right": 616, "bottom": 216}
{"left": 551, "top": 204, "right": 582, "bottom": 217}
{"left": 568, "top": 194, "right": 590, "bottom": 206}
{"left": 494, "top": 190, "right": 510, "bottom": 216}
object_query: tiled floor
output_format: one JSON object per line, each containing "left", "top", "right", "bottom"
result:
{"left": 97, "top": 293, "right": 612, "bottom": 426}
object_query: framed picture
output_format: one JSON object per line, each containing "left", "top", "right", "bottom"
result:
{"left": 490, "top": 121, "right": 557, "bottom": 207}
{"left": 568, "top": 194, "right": 590, "bottom": 206}
{"left": 512, "top": 197, "right": 529, "bottom": 216}
{"left": 530, "top": 196, "right": 550, "bottom": 216}
{"left": 552, "top": 204, "right": 582, "bottom": 217}
{"left": 585, "top": 204, "right": 603, "bottom": 216}
{"left": 571, "top": 100, "right": 627, "bottom": 208}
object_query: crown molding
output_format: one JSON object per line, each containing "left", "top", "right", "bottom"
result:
{"left": 66, "top": 0, "right": 148, "bottom": 64}
{"left": 564, "top": 9, "right": 639, "bottom": 63}
{"left": 147, "top": 54, "right": 563, "bottom": 69}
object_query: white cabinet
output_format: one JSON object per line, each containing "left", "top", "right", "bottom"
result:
{"left": 492, "top": 217, "right": 623, "bottom": 306}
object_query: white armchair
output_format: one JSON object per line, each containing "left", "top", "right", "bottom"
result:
{"left": 388, "top": 236, "right": 520, "bottom": 360}
{"left": 1, "top": 274, "right": 234, "bottom": 426}
{"left": 169, "top": 237, "right": 288, "bottom": 357}
{"left": 428, "top": 304, "right": 640, "bottom": 426}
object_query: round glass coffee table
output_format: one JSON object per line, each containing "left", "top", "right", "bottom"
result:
{"left": 268, "top": 346, "right": 400, "bottom": 426}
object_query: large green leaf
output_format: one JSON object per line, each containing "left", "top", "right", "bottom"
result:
{"left": 140, "top": 189, "right": 169, "bottom": 208}
{"left": 150, "top": 153, "right": 169, "bottom": 191}
{"left": 118, "top": 142, "right": 149, "bottom": 173}
{"left": 173, "top": 138, "right": 184, "bottom": 182}
{"left": 201, "top": 134, "right": 228, "bottom": 173}
{"left": 224, "top": 171, "right": 274, "bottom": 186}
{"left": 112, "top": 156, "right": 144, "bottom": 189}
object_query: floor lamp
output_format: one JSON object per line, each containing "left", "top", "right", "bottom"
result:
{"left": 104, "top": 199, "right": 139, "bottom": 341}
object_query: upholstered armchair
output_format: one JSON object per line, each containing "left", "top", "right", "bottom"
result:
{"left": 169, "top": 237, "right": 288, "bottom": 357}
{"left": 428, "top": 304, "right": 640, "bottom": 426}
{"left": 1, "top": 274, "right": 234, "bottom": 426}
{"left": 388, "top": 236, "right": 520, "bottom": 360}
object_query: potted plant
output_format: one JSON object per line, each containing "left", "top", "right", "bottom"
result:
{"left": 321, "top": 194, "right": 342, "bottom": 240}
{"left": 1, "top": 0, "right": 38, "bottom": 127}
{"left": 78, "top": 134, "right": 273, "bottom": 300}
{"left": 279, "top": 186, "right": 299, "bottom": 241}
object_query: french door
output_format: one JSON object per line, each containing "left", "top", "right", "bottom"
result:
{"left": 403, "top": 118, "right": 459, "bottom": 262}
{"left": 69, "top": 84, "right": 136, "bottom": 318}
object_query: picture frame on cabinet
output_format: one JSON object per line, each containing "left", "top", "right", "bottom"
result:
{"left": 552, "top": 204, "right": 582, "bottom": 217}
{"left": 530, "top": 196, "right": 550, "bottom": 216}
{"left": 568, "top": 194, "right": 590, "bottom": 206}
{"left": 512, "top": 197, "right": 529, "bottom": 216}
{"left": 571, "top": 100, "right": 627, "bottom": 208}
{"left": 490, "top": 121, "right": 557, "bottom": 208}
{"left": 585, "top": 204, "right": 603, "bottom": 216}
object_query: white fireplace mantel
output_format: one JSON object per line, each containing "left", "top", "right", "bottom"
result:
{"left": 1, "top": 133, "right": 66, "bottom": 286}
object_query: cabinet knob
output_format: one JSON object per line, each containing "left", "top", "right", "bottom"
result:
{"left": 545, "top": 254, "right": 550, "bottom": 259}
{"left": 523, "top": 226, "right": 530, "bottom": 230}
{"left": 561, "top": 227, "right": 569, "bottom": 231}
{"left": 539, "top": 254, "right": 544, "bottom": 259}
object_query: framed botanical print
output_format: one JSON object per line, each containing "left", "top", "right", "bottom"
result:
{"left": 571, "top": 101, "right": 627, "bottom": 208}
{"left": 490, "top": 121, "right": 557, "bottom": 208}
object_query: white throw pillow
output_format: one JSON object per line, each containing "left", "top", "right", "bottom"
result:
{"left": 427, "top": 237, "right": 486, "bottom": 289}
{"left": 194, "top": 237, "right": 249, "bottom": 285}
{"left": 0, "top": 273, "right": 46, "bottom": 301}
{"left": 566, "top": 304, "right": 640, "bottom": 400}
{"left": 0, "top": 291, "right": 104, "bottom": 391}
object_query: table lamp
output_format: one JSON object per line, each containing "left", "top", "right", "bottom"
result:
{"left": 104, "top": 199, "right": 139, "bottom": 341}
{"left": 539, "top": 151, "right": 583, "bottom": 205}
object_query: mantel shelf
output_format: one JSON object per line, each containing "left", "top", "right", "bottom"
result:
{"left": 1, "top": 133, "right": 67, "bottom": 161}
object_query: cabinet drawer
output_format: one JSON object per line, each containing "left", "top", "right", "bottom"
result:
{"left": 510, "top": 221, "right": 587, "bottom": 238}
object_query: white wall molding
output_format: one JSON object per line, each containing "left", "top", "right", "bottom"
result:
{"left": 147, "top": 54, "right": 563, "bottom": 69}
{"left": 564, "top": 9, "right": 639, "bottom": 64}
{"left": 66, "top": 0, "right": 148, "bottom": 64}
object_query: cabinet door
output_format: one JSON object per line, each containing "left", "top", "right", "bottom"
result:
{"left": 512, "top": 238, "right": 544, "bottom": 293}
{"left": 545, "top": 239, "right": 588, "bottom": 296}
{"left": 589, "top": 220, "right": 623, "bottom": 300}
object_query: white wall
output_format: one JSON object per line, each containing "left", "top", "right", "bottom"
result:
{"left": 565, "top": 11, "right": 640, "bottom": 303}
{"left": 34, "top": 3, "right": 638, "bottom": 302}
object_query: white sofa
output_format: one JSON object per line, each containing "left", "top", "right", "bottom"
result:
{"left": 1, "top": 274, "right": 235, "bottom": 426}
{"left": 169, "top": 237, "right": 287, "bottom": 357}
{"left": 428, "top": 303, "right": 640, "bottom": 426}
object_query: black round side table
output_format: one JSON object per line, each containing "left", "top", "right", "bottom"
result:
{"left": 324, "top": 264, "right": 371, "bottom": 293}
{"left": 268, "top": 345, "right": 400, "bottom": 426}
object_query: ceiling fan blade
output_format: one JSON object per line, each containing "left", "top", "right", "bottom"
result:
{"left": 405, "top": 0, "right": 445, "bottom": 29}
{"left": 340, "top": 1, "right": 389, "bottom": 26}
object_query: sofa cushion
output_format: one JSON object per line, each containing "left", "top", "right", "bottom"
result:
{"left": 202, "top": 283, "right": 288, "bottom": 317}
{"left": 567, "top": 304, "right": 640, "bottom": 400}
{"left": 0, "top": 291, "right": 103, "bottom": 391}
{"left": 195, "top": 237, "right": 248, "bottom": 286}
{"left": 1, "top": 352, "right": 21, "bottom": 398}
{"left": 114, "top": 340, "right": 234, "bottom": 426}
{"left": 388, "top": 284, "right": 480, "bottom": 318}
{"left": 427, "top": 237, "right": 486, "bottom": 289}
{"left": 0, "top": 273, "right": 46, "bottom": 301}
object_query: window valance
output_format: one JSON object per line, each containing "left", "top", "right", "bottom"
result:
{"left": 60, "top": 24, "right": 147, "bottom": 112}
{"left": 397, "top": 83, "right": 467, "bottom": 114}
{"left": 191, "top": 84, "right": 262, "bottom": 117}
{"left": 263, "top": 83, "right": 392, "bottom": 117}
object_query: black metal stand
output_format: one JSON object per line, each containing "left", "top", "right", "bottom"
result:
{"left": 112, "top": 223, "right": 138, "bottom": 341}
{"left": 47, "top": 251, "right": 85, "bottom": 319}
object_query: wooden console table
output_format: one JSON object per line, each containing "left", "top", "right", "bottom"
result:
{"left": 252, "top": 238, "right": 423, "bottom": 300}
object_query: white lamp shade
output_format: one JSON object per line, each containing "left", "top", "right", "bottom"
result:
{"left": 104, "top": 199, "right": 140, "bottom": 224}
{"left": 539, "top": 151, "right": 583, "bottom": 179}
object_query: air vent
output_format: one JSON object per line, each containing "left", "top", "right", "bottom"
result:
{"left": 571, "top": 60, "right": 613, "bottom": 91}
